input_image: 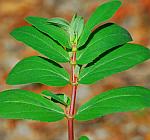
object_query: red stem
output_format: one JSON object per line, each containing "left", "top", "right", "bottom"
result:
{"left": 68, "top": 118, "right": 74, "bottom": 140}
{"left": 68, "top": 46, "right": 77, "bottom": 140}
{"left": 69, "top": 82, "right": 77, "bottom": 115}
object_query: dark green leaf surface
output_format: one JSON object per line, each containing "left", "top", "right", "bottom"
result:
{"left": 10, "top": 26, "right": 69, "bottom": 62}
{"left": 75, "top": 86, "right": 150, "bottom": 121}
{"left": 6, "top": 56, "right": 70, "bottom": 86}
{"left": 79, "top": 44, "right": 150, "bottom": 84}
{"left": 78, "top": 0, "right": 122, "bottom": 47}
{"left": 25, "top": 16, "right": 70, "bottom": 48}
{"left": 41, "top": 90, "right": 71, "bottom": 106}
{"left": 0, "top": 89, "right": 65, "bottom": 122}
{"left": 79, "top": 136, "right": 89, "bottom": 140}
{"left": 77, "top": 23, "right": 132, "bottom": 64}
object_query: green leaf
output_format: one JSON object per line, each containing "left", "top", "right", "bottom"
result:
{"left": 69, "top": 14, "right": 84, "bottom": 44}
{"left": 79, "top": 43, "right": 150, "bottom": 84}
{"left": 10, "top": 26, "right": 69, "bottom": 63}
{"left": 79, "top": 136, "right": 89, "bottom": 140}
{"left": 48, "top": 17, "right": 70, "bottom": 30}
{"left": 6, "top": 56, "right": 70, "bottom": 86}
{"left": 75, "top": 86, "right": 150, "bottom": 121}
{"left": 77, "top": 23, "right": 132, "bottom": 64}
{"left": 78, "top": 0, "right": 122, "bottom": 47}
{"left": 41, "top": 90, "right": 71, "bottom": 107}
{"left": 25, "top": 16, "right": 70, "bottom": 48}
{"left": 0, "top": 89, "right": 65, "bottom": 122}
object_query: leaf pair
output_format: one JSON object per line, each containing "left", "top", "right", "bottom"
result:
{"left": 1, "top": 87, "right": 150, "bottom": 122}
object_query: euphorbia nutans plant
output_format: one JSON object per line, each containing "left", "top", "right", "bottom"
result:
{"left": 0, "top": 0, "right": 150, "bottom": 140}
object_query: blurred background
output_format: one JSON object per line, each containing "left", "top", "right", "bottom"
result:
{"left": 0, "top": 0, "right": 150, "bottom": 140}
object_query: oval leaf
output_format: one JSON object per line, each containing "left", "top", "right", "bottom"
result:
{"left": 6, "top": 56, "right": 70, "bottom": 86}
{"left": 78, "top": 0, "right": 122, "bottom": 47}
{"left": 0, "top": 89, "right": 65, "bottom": 122}
{"left": 77, "top": 23, "right": 132, "bottom": 64}
{"left": 79, "top": 44, "right": 150, "bottom": 84}
{"left": 75, "top": 86, "right": 150, "bottom": 121}
{"left": 25, "top": 16, "right": 70, "bottom": 48}
{"left": 10, "top": 26, "right": 69, "bottom": 63}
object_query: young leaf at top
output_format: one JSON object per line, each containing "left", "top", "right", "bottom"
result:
{"left": 10, "top": 26, "right": 69, "bottom": 63}
{"left": 75, "top": 86, "right": 150, "bottom": 121}
{"left": 77, "top": 23, "right": 132, "bottom": 64}
{"left": 48, "top": 17, "right": 70, "bottom": 30}
{"left": 0, "top": 89, "right": 65, "bottom": 122}
{"left": 25, "top": 16, "right": 71, "bottom": 48}
{"left": 78, "top": 0, "right": 122, "bottom": 47}
{"left": 79, "top": 136, "right": 90, "bottom": 140}
{"left": 41, "top": 90, "right": 71, "bottom": 107}
{"left": 6, "top": 56, "right": 70, "bottom": 86}
{"left": 69, "top": 14, "right": 84, "bottom": 44}
{"left": 79, "top": 43, "right": 150, "bottom": 84}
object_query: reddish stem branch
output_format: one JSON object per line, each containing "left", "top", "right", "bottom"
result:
{"left": 68, "top": 45, "right": 78, "bottom": 140}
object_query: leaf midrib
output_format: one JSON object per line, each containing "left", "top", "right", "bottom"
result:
{"left": 15, "top": 30, "right": 68, "bottom": 61}
{"left": 11, "top": 58, "right": 69, "bottom": 81}
{"left": 78, "top": 33, "right": 130, "bottom": 60}
{"left": 79, "top": 50, "right": 143, "bottom": 80}
{"left": 77, "top": 94, "right": 143, "bottom": 115}
{"left": 0, "top": 100, "right": 64, "bottom": 114}
{"left": 11, "top": 68, "right": 69, "bottom": 81}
